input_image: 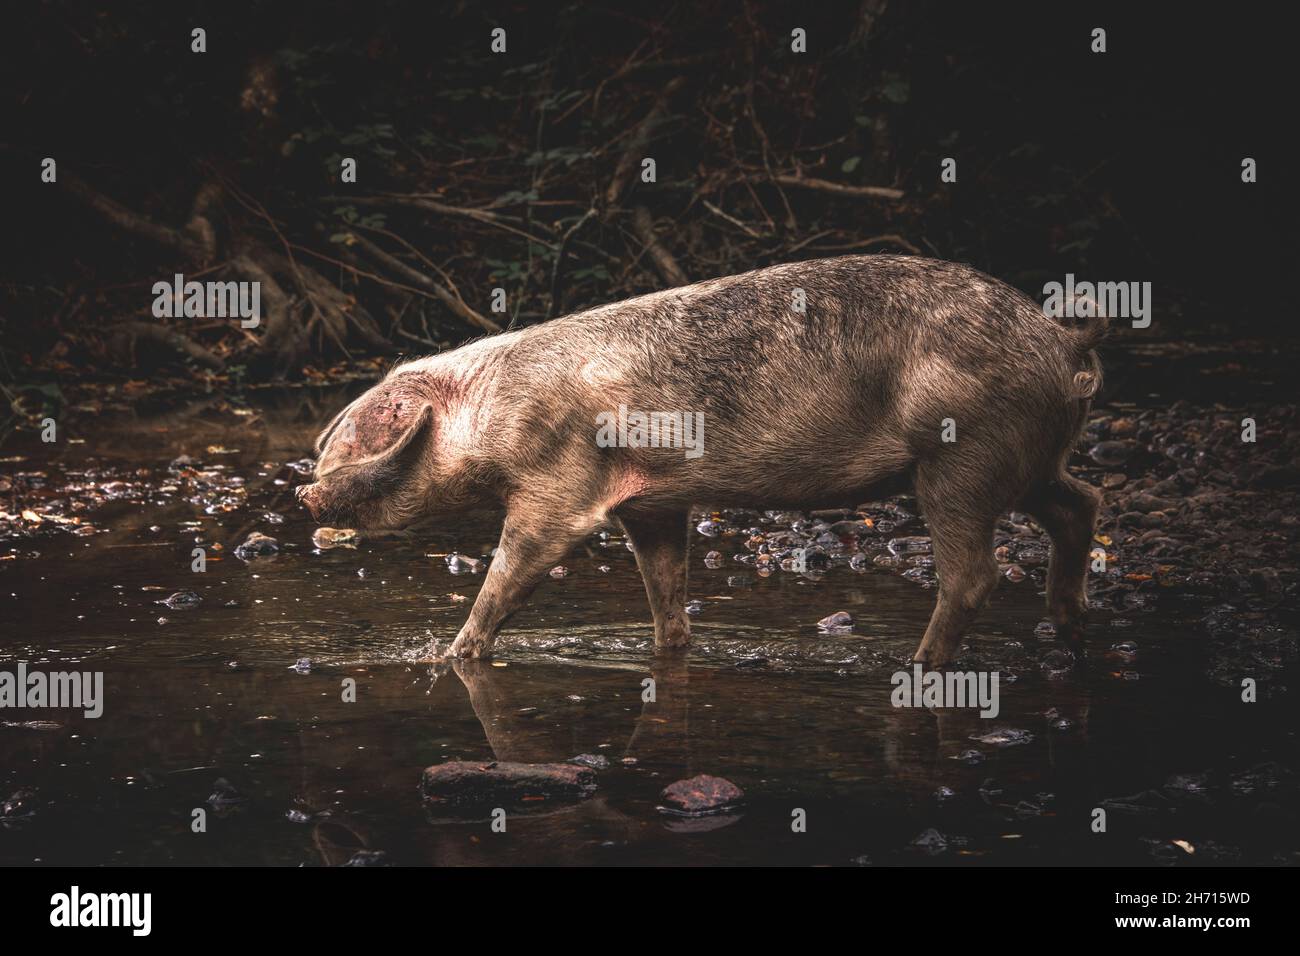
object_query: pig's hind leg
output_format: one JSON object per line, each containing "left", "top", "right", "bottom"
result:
{"left": 619, "top": 511, "right": 691, "bottom": 648}
{"left": 910, "top": 464, "right": 1004, "bottom": 667}
{"left": 1018, "top": 473, "right": 1101, "bottom": 655}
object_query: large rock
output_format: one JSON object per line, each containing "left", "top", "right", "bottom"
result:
{"left": 420, "top": 760, "right": 597, "bottom": 808}
{"left": 659, "top": 774, "right": 745, "bottom": 815}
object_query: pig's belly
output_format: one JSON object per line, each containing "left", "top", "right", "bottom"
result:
{"left": 632, "top": 430, "right": 916, "bottom": 511}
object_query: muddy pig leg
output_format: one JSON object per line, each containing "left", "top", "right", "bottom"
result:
{"left": 910, "top": 464, "right": 1002, "bottom": 668}
{"left": 1020, "top": 474, "right": 1101, "bottom": 654}
{"left": 449, "top": 504, "right": 595, "bottom": 659}
{"left": 620, "top": 510, "right": 691, "bottom": 648}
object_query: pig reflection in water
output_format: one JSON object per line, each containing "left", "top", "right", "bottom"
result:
{"left": 297, "top": 255, "right": 1105, "bottom": 666}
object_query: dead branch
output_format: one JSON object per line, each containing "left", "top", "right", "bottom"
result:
{"left": 62, "top": 174, "right": 205, "bottom": 258}
{"left": 347, "top": 232, "right": 502, "bottom": 334}
{"left": 184, "top": 180, "right": 224, "bottom": 263}
{"left": 259, "top": 248, "right": 391, "bottom": 351}
{"left": 548, "top": 207, "right": 598, "bottom": 318}
{"left": 113, "top": 320, "right": 225, "bottom": 370}
{"left": 329, "top": 194, "right": 557, "bottom": 249}
{"left": 229, "top": 254, "right": 299, "bottom": 356}
{"left": 702, "top": 199, "right": 767, "bottom": 239}
{"left": 632, "top": 206, "right": 689, "bottom": 286}
{"left": 770, "top": 173, "right": 904, "bottom": 201}
{"left": 604, "top": 77, "right": 685, "bottom": 210}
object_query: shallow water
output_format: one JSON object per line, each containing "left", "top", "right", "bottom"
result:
{"left": 1, "top": 384, "right": 1296, "bottom": 866}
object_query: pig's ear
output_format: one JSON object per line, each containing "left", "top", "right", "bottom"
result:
{"left": 314, "top": 399, "right": 358, "bottom": 456}
{"left": 361, "top": 404, "right": 436, "bottom": 483}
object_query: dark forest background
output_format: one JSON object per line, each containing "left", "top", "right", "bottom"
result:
{"left": 1, "top": 0, "right": 1292, "bottom": 399}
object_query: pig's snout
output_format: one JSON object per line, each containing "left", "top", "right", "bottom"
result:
{"left": 296, "top": 483, "right": 323, "bottom": 520}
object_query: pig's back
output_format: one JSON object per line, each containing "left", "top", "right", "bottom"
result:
{"left": 547, "top": 255, "right": 1078, "bottom": 411}
{"left": 509, "top": 255, "right": 1088, "bottom": 499}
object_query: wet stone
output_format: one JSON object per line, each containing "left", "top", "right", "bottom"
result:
{"left": 1089, "top": 440, "right": 1134, "bottom": 467}
{"left": 659, "top": 774, "right": 745, "bottom": 816}
{"left": 342, "top": 850, "right": 391, "bottom": 867}
{"left": 312, "top": 526, "right": 359, "bottom": 549}
{"left": 887, "top": 535, "right": 931, "bottom": 557}
{"left": 568, "top": 753, "right": 610, "bottom": 770}
{"left": 206, "top": 778, "right": 246, "bottom": 812}
{"left": 817, "top": 610, "right": 854, "bottom": 632}
{"left": 1110, "top": 640, "right": 1138, "bottom": 662}
{"left": 969, "top": 728, "right": 1034, "bottom": 748}
{"left": 901, "top": 567, "right": 935, "bottom": 587}
{"left": 234, "top": 531, "right": 279, "bottom": 559}
{"left": 1040, "top": 649, "right": 1076, "bottom": 676}
{"left": 445, "top": 553, "right": 485, "bottom": 574}
{"left": 159, "top": 590, "right": 202, "bottom": 610}
{"left": 909, "top": 827, "right": 955, "bottom": 855}
{"left": 420, "top": 760, "right": 597, "bottom": 808}
{"left": 1, "top": 788, "right": 38, "bottom": 820}
{"left": 1163, "top": 773, "right": 1212, "bottom": 801}
{"left": 695, "top": 518, "right": 725, "bottom": 538}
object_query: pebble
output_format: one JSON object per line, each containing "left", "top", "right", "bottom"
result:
{"left": 817, "top": 610, "right": 854, "bottom": 632}
{"left": 234, "top": 532, "right": 279, "bottom": 559}
{"left": 159, "top": 590, "right": 202, "bottom": 610}
{"left": 969, "top": 728, "right": 1034, "bottom": 747}
{"left": 1088, "top": 441, "right": 1133, "bottom": 466}
{"left": 445, "top": 553, "right": 485, "bottom": 574}
{"left": 312, "top": 527, "right": 359, "bottom": 549}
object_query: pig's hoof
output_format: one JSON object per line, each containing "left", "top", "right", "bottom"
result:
{"left": 449, "top": 636, "right": 492, "bottom": 660}
{"left": 1054, "top": 620, "right": 1088, "bottom": 657}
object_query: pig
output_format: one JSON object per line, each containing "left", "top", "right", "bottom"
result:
{"left": 298, "top": 255, "right": 1104, "bottom": 666}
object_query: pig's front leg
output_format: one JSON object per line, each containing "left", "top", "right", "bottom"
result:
{"left": 448, "top": 506, "right": 593, "bottom": 659}
{"left": 619, "top": 511, "right": 691, "bottom": 648}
